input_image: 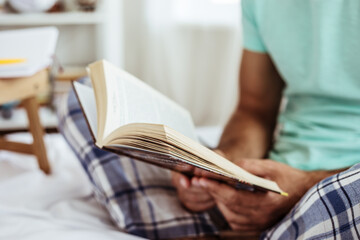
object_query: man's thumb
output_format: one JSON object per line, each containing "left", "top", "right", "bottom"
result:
{"left": 235, "top": 159, "right": 273, "bottom": 179}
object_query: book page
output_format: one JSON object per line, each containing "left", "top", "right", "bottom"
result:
{"left": 100, "top": 61, "right": 197, "bottom": 141}
{"left": 73, "top": 82, "right": 98, "bottom": 139}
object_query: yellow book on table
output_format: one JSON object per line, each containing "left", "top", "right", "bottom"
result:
{"left": 0, "top": 59, "right": 27, "bottom": 65}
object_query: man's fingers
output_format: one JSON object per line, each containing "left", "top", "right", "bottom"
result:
{"left": 178, "top": 189, "right": 215, "bottom": 212}
{"left": 199, "top": 178, "right": 239, "bottom": 205}
{"left": 199, "top": 177, "right": 264, "bottom": 208}
{"left": 217, "top": 202, "right": 261, "bottom": 232}
{"left": 173, "top": 163, "right": 195, "bottom": 173}
{"left": 172, "top": 171, "right": 216, "bottom": 212}
{"left": 235, "top": 159, "right": 281, "bottom": 179}
{"left": 217, "top": 202, "right": 250, "bottom": 225}
{"left": 183, "top": 199, "right": 216, "bottom": 212}
{"left": 172, "top": 171, "right": 190, "bottom": 189}
{"left": 235, "top": 159, "right": 270, "bottom": 178}
{"left": 181, "top": 189, "right": 214, "bottom": 203}
{"left": 193, "top": 168, "right": 220, "bottom": 179}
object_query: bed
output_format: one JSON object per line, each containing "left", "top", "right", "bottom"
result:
{"left": 0, "top": 127, "right": 222, "bottom": 240}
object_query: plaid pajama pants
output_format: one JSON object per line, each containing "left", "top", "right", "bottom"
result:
{"left": 262, "top": 164, "right": 360, "bottom": 239}
{"left": 57, "top": 77, "right": 360, "bottom": 239}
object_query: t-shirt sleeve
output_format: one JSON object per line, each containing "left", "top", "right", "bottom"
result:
{"left": 241, "top": 0, "right": 267, "bottom": 53}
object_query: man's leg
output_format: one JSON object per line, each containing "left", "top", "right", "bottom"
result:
{"left": 57, "top": 78, "right": 218, "bottom": 239}
{"left": 263, "top": 164, "right": 360, "bottom": 240}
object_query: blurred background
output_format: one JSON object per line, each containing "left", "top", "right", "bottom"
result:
{"left": 0, "top": 0, "right": 242, "bottom": 127}
{"left": 0, "top": 1, "right": 243, "bottom": 236}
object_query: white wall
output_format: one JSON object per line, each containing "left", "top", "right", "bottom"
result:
{"left": 1, "top": 0, "right": 243, "bottom": 126}
{"left": 121, "top": 0, "right": 242, "bottom": 126}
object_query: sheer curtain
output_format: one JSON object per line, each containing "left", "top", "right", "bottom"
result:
{"left": 122, "top": 0, "right": 242, "bottom": 126}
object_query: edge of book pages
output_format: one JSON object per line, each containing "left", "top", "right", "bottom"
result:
{"left": 72, "top": 70, "right": 288, "bottom": 197}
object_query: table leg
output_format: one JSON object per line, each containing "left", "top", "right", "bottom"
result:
{"left": 23, "top": 97, "right": 51, "bottom": 174}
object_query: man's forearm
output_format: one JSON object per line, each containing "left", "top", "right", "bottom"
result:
{"left": 288, "top": 167, "right": 348, "bottom": 201}
{"left": 217, "top": 50, "right": 284, "bottom": 162}
{"left": 217, "top": 108, "right": 276, "bottom": 162}
{"left": 305, "top": 168, "right": 346, "bottom": 190}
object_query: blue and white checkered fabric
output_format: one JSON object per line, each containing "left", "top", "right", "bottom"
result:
{"left": 56, "top": 78, "right": 218, "bottom": 239}
{"left": 263, "top": 163, "right": 360, "bottom": 239}
{"left": 57, "top": 77, "right": 360, "bottom": 240}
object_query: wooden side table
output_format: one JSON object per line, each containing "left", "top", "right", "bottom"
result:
{"left": 0, "top": 70, "right": 51, "bottom": 174}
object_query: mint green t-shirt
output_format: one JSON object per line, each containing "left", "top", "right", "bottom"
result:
{"left": 242, "top": 0, "right": 360, "bottom": 171}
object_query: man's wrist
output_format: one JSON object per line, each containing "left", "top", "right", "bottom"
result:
{"left": 304, "top": 168, "right": 346, "bottom": 191}
{"left": 213, "top": 149, "right": 227, "bottom": 158}
{"left": 213, "top": 147, "right": 242, "bottom": 162}
{"left": 214, "top": 145, "right": 247, "bottom": 162}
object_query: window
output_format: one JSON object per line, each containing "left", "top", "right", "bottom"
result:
{"left": 173, "top": 0, "right": 241, "bottom": 26}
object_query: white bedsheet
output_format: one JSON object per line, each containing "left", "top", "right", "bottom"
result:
{"left": 0, "top": 133, "right": 142, "bottom": 240}
{"left": 0, "top": 127, "right": 222, "bottom": 240}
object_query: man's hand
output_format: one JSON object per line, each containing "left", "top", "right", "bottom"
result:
{"left": 198, "top": 159, "right": 319, "bottom": 231}
{"left": 171, "top": 150, "right": 227, "bottom": 212}
{"left": 171, "top": 171, "right": 215, "bottom": 212}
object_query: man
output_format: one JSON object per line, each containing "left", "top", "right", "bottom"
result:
{"left": 172, "top": 0, "right": 360, "bottom": 237}
{"left": 59, "top": 0, "right": 360, "bottom": 239}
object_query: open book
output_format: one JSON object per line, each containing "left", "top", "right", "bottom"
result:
{"left": 73, "top": 60, "right": 287, "bottom": 196}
